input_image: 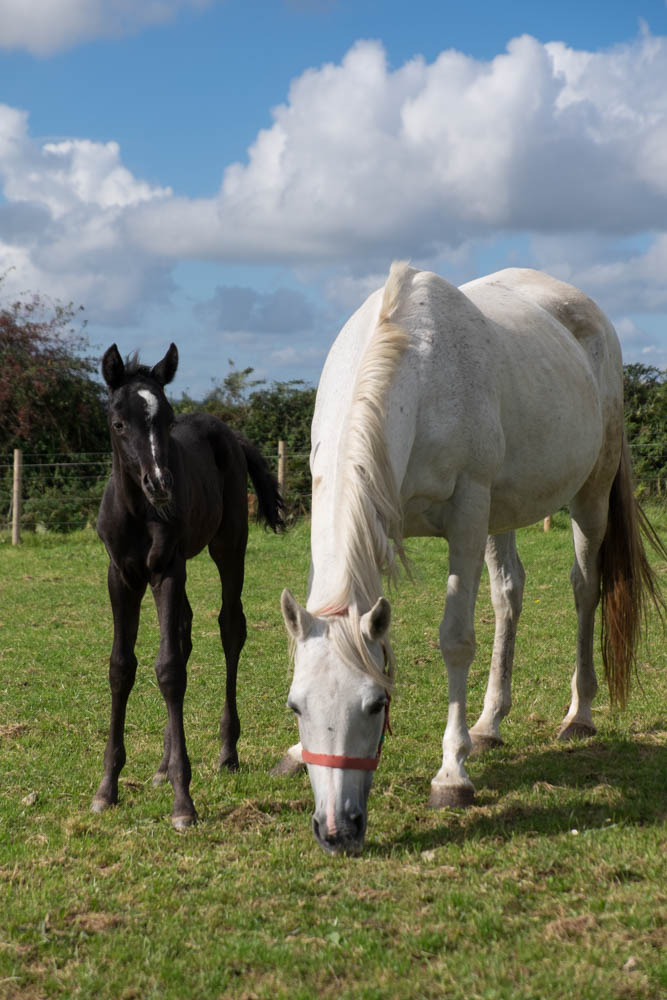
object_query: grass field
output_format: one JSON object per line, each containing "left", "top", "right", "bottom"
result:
{"left": 1, "top": 510, "right": 665, "bottom": 1000}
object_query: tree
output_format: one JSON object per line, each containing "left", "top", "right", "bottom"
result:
{"left": 623, "top": 363, "right": 667, "bottom": 495}
{"left": 0, "top": 285, "right": 107, "bottom": 456}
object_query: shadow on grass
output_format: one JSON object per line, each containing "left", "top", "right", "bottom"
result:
{"left": 369, "top": 735, "right": 667, "bottom": 855}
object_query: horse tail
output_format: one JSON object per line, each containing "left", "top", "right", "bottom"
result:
{"left": 599, "top": 433, "right": 666, "bottom": 707}
{"left": 238, "top": 434, "right": 286, "bottom": 533}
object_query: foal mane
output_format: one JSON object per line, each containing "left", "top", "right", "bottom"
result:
{"left": 312, "top": 261, "right": 413, "bottom": 689}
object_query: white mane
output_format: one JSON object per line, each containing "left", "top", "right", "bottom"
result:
{"left": 311, "top": 260, "right": 413, "bottom": 688}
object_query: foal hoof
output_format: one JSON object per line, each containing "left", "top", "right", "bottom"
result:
{"left": 217, "top": 750, "right": 239, "bottom": 772}
{"left": 428, "top": 784, "right": 475, "bottom": 809}
{"left": 558, "top": 721, "right": 596, "bottom": 741}
{"left": 152, "top": 770, "right": 168, "bottom": 787}
{"left": 171, "top": 812, "right": 197, "bottom": 831}
{"left": 469, "top": 733, "right": 504, "bottom": 755}
{"left": 270, "top": 753, "right": 306, "bottom": 778}
{"left": 91, "top": 796, "right": 113, "bottom": 814}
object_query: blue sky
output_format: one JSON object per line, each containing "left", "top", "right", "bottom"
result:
{"left": 1, "top": 0, "right": 667, "bottom": 397}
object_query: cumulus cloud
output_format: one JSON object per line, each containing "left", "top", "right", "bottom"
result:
{"left": 0, "top": 0, "right": 214, "bottom": 56}
{"left": 0, "top": 103, "right": 173, "bottom": 322}
{"left": 2, "top": 30, "right": 667, "bottom": 347}
{"left": 129, "top": 30, "right": 667, "bottom": 263}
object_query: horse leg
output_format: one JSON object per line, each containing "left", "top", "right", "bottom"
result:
{"left": 92, "top": 564, "right": 145, "bottom": 812}
{"left": 152, "top": 559, "right": 196, "bottom": 829}
{"left": 558, "top": 493, "right": 608, "bottom": 740}
{"left": 469, "top": 532, "right": 525, "bottom": 753}
{"left": 209, "top": 533, "right": 247, "bottom": 772}
{"left": 152, "top": 592, "right": 193, "bottom": 786}
{"left": 429, "top": 484, "right": 489, "bottom": 808}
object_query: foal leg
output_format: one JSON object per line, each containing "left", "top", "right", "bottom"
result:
{"left": 92, "top": 564, "right": 145, "bottom": 812}
{"left": 429, "top": 484, "right": 489, "bottom": 808}
{"left": 209, "top": 532, "right": 247, "bottom": 771}
{"left": 152, "top": 560, "right": 196, "bottom": 829}
{"left": 469, "top": 532, "right": 525, "bottom": 753}
{"left": 558, "top": 494, "right": 608, "bottom": 740}
{"left": 153, "top": 592, "right": 193, "bottom": 786}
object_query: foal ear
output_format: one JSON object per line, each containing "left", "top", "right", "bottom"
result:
{"left": 102, "top": 344, "right": 125, "bottom": 390}
{"left": 151, "top": 343, "right": 179, "bottom": 387}
{"left": 281, "top": 588, "right": 314, "bottom": 641}
{"left": 360, "top": 597, "right": 391, "bottom": 643}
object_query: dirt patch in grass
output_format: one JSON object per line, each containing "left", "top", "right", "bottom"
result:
{"left": 544, "top": 913, "right": 599, "bottom": 940}
{"left": 0, "top": 723, "right": 28, "bottom": 740}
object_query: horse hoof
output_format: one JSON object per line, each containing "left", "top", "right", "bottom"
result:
{"left": 469, "top": 733, "right": 504, "bottom": 755}
{"left": 428, "top": 784, "right": 475, "bottom": 809}
{"left": 217, "top": 752, "right": 239, "bottom": 772}
{"left": 172, "top": 813, "right": 196, "bottom": 831}
{"left": 152, "top": 771, "right": 168, "bottom": 787}
{"left": 558, "top": 721, "right": 596, "bottom": 741}
{"left": 91, "top": 797, "right": 112, "bottom": 814}
{"left": 270, "top": 753, "right": 306, "bottom": 778}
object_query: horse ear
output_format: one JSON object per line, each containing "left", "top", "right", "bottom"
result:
{"left": 102, "top": 344, "right": 125, "bottom": 390}
{"left": 360, "top": 597, "right": 391, "bottom": 643}
{"left": 151, "top": 343, "right": 179, "bottom": 386}
{"left": 281, "top": 588, "right": 314, "bottom": 641}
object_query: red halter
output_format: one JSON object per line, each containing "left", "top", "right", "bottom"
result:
{"left": 301, "top": 695, "right": 392, "bottom": 771}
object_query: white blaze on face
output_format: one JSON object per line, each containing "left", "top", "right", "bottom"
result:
{"left": 137, "top": 388, "right": 164, "bottom": 486}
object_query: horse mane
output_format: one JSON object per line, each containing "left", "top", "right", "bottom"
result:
{"left": 123, "top": 353, "right": 153, "bottom": 380}
{"left": 310, "top": 260, "right": 413, "bottom": 690}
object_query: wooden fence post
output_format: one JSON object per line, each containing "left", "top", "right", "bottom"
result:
{"left": 277, "top": 440, "right": 286, "bottom": 496}
{"left": 543, "top": 515, "right": 552, "bottom": 532}
{"left": 12, "top": 449, "right": 22, "bottom": 545}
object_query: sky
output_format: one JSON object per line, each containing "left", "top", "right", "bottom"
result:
{"left": 1, "top": 0, "right": 667, "bottom": 398}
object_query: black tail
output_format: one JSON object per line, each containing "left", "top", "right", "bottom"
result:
{"left": 238, "top": 434, "right": 286, "bottom": 532}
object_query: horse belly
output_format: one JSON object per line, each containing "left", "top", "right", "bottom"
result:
{"left": 488, "top": 369, "right": 603, "bottom": 532}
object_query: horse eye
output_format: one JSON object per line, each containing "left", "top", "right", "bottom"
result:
{"left": 112, "top": 421, "right": 124, "bottom": 432}
{"left": 368, "top": 698, "right": 387, "bottom": 716}
{"left": 287, "top": 698, "right": 301, "bottom": 716}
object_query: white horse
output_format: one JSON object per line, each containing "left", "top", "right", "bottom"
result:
{"left": 278, "top": 262, "right": 664, "bottom": 855}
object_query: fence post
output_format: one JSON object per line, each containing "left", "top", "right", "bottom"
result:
{"left": 543, "top": 515, "right": 552, "bottom": 532}
{"left": 12, "top": 449, "right": 22, "bottom": 545}
{"left": 277, "top": 440, "right": 286, "bottom": 496}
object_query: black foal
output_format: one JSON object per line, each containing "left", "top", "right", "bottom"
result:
{"left": 92, "top": 343, "right": 284, "bottom": 828}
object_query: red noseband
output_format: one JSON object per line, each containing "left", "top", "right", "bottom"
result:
{"left": 301, "top": 696, "right": 392, "bottom": 771}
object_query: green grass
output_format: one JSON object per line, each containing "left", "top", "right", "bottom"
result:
{"left": 0, "top": 511, "right": 665, "bottom": 1000}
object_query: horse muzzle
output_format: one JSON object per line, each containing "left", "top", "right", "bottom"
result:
{"left": 311, "top": 804, "right": 367, "bottom": 855}
{"left": 142, "top": 467, "right": 174, "bottom": 504}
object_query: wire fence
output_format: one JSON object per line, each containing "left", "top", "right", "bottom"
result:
{"left": 0, "top": 448, "right": 312, "bottom": 534}
{"left": 1, "top": 441, "right": 664, "bottom": 536}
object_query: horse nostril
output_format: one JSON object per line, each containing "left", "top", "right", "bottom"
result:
{"left": 350, "top": 810, "right": 364, "bottom": 838}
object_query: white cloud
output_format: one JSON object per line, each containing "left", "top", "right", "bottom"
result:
{"left": 129, "top": 31, "right": 667, "bottom": 262}
{"left": 0, "top": 103, "right": 173, "bottom": 322}
{"left": 0, "top": 0, "right": 214, "bottom": 56}
{"left": 2, "top": 31, "right": 667, "bottom": 359}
